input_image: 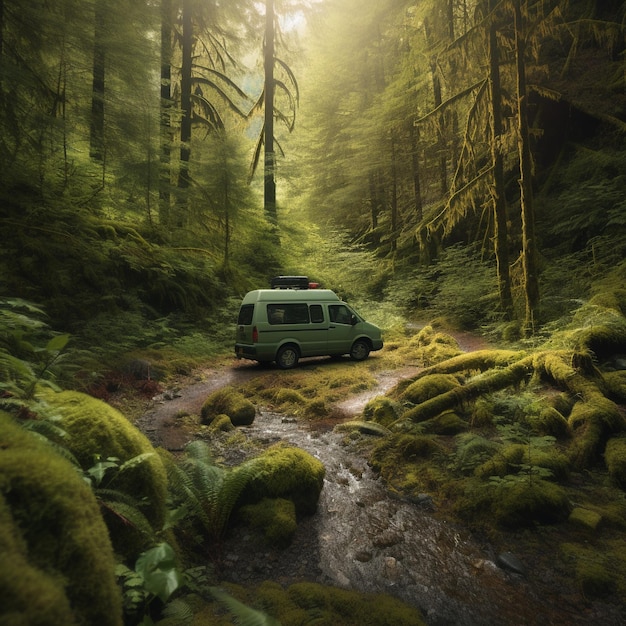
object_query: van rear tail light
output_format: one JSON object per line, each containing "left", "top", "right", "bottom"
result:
{"left": 252, "top": 326, "right": 258, "bottom": 343}
{"left": 308, "top": 282, "right": 319, "bottom": 289}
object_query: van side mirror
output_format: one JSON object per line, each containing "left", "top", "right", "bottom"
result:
{"left": 350, "top": 314, "right": 358, "bottom": 326}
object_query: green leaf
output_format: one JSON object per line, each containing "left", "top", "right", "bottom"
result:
{"left": 135, "top": 542, "right": 182, "bottom": 602}
{"left": 45, "top": 333, "right": 70, "bottom": 352}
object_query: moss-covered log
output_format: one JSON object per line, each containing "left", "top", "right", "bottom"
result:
{"left": 403, "top": 355, "right": 535, "bottom": 423}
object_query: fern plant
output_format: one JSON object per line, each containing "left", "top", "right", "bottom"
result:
{"left": 166, "top": 440, "right": 263, "bottom": 544}
{"left": 82, "top": 454, "right": 158, "bottom": 540}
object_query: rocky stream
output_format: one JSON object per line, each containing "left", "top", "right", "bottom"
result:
{"left": 136, "top": 355, "right": 625, "bottom": 626}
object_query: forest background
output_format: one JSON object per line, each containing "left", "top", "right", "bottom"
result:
{"left": 1, "top": 1, "right": 626, "bottom": 624}
{"left": 0, "top": 0, "right": 624, "bottom": 373}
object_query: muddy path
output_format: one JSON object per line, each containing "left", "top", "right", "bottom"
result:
{"left": 135, "top": 337, "right": 624, "bottom": 625}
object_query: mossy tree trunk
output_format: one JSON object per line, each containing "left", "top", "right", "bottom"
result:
{"left": 264, "top": 0, "right": 277, "bottom": 227}
{"left": 177, "top": 0, "right": 193, "bottom": 226}
{"left": 514, "top": 0, "right": 540, "bottom": 335}
{"left": 488, "top": 0, "right": 513, "bottom": 319}
{"left": 159, "top": 0, "right": 174, "bottom": 230}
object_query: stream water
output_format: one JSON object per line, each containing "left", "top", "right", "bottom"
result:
{"left": 139, "top": 359, "right": 625, "bottom": 625}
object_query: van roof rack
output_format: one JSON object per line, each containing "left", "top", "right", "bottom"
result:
{"left": 271, "top": 276, "right": 315, "bottom": 289}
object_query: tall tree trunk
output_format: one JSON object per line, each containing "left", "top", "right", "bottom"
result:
{"left": 177, "top": 0, "right": 193, "bottom": 225}
{"left": 159, "top": 0, "right": 173, "bottom": 228}
{"left": 264, "top": 0, "right": 277, "bottom": 227}
{"left": 409, "top": 122, "right": 423, "bottom": 222}
{"left": 90, "top": 0, "right": 106, "bottom": 167}
{"left": 488, "top": 0, "right": 513, "bottom": 318}
{"left": 514, "top": 0, "right": 540, "bottom": 334}
{"left": 390, "top": 132, "right": 399, "bottom": 253}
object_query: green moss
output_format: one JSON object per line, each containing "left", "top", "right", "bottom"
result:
{"left": 568, "top": 395, "right": 626, "bottom": 469}
{"left": 304, "top": 398, "right": 328, "bottom": 417}
{"left": 527, "top": 406, "right": 570, "bottom": 438}
{"left": 285, "top": 582, "right": 426, "bottom": 626}
{"left": 560, "top": 543, "right": 616, "bottom": 599}
{"left": 201, "top": 386, "right": 256, "bottom": 426}
{"left": 238, "top": 497, "right": 297, "bottom": 548}
{"left": 568, "top": 507, "right": 603, "bottom": 530}
{"left": 275, "top": 387, "right": 307, "bottom": 406}
{"left": 469, "top": 397, "right": 496, "bottom": 428}
{"left": 492, "top": 480, "right": 571, "bottom": 528}
{"left": 37, "top": 389, "right": 168, "bottom": 536}
{"left": 422, "top": 411, "right": 467, "bottom": 435}
{"left": 0, "top": 413, "right": 123, "bottom": 626}
{"left": 239, "top": 444, "right": 325, "bottom": 516}
{"left": 403, "top": 373, "right": 461, "bottom": 405}
{"left": 474, "top": 444, "right": 525, "bottom": 479}
{"left": 208, "top": 413, "right": 235, "bottom": 432}
{"left": 362, "top": 397, "right": 399, "bottom": 427}
{"left": 605, "top": 436, "right": 626, "bottom": 489}
{"left": 604, "top": 370, "right": 626, "bottom": 402}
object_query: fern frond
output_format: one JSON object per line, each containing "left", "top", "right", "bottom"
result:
{"left": 99, "top": 499, "right": 155, "bottom": 536}
{"left": 209, "top": 587, "right": 281, "bottom": 626}
{"left": 161, "top": 598, "right": 194, "bottom": 623}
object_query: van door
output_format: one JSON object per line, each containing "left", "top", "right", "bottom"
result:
{"left": 327, "top": 303, "right": 355, "bottom": 355}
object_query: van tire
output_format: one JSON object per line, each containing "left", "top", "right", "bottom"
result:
{"left": 276, "top": 344, "right": 299, "bottom": 369}
{"left": 350, "top": 339, "right": 370, "bottom": 361}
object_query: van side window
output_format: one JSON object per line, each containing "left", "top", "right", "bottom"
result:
{"left": 310, "top": 304, "right": 324, "bottom": 323}
{"left": 329, "top": 304, "right": 351, "bottom": 324}
{"left": 267, "top": 303, "right": 310, "bottom": 325}
{"left": 238, "top": 304, "right": 254, "bottom": 325}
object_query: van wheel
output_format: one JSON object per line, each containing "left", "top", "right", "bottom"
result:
{"left": 350, "top": 339, "right": 370, "bottom": 361}
{"left": 276, "top": 345, "right": 299, "bottom": 369}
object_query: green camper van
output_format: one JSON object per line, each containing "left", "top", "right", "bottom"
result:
{"left": 234, "top": 277, "right": 383, "bottom": 369}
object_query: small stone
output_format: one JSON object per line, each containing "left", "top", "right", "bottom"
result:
{"left": 496, "top": 552, "right": 527, "bottom": 576}
{"left": 354, "top": 551, "right": 373, "bottom": 563}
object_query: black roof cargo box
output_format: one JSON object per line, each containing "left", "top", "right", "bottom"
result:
{"left": 270, "top": 276, "right": 310, "bottom": 289}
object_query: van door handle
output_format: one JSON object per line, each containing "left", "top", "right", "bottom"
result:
{"left": 329, "top": 325, "right": 336, "bottom": 329}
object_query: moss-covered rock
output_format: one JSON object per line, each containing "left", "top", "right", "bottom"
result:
{"left": 568, "top": 507, "right": 603, "bottom": 530}
{"left": 238, "top": 497, "right": 297, "bottom": 548}
{"left": 200, "top": 386, "right": 256, "bottom": 426}
{"left": 362, "top": 396, "right": 399, "bottom": 427}
{"left": 239, "top": 444, "right": 325, "bottom": 516}
{"left": 37, "top": 388, "right": 168, "bottom": 553}
{"left": 0, "top": 413, "right": 123, "bottom": 626}
{"left": 605, "top": 436, "right": 626, "bottom": 489}
{"left": 208, "top": 413, "right": 235, "bottom": 433}
{"left": 492, "top": 480, "right": 571, "bottom": 528}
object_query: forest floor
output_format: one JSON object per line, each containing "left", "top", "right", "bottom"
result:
{"left": 123, "top": 329, "right": 626, "bottom": 626}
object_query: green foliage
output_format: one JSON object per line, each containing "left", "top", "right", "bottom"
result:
{"left": 238, "top": 497, "right": 298, "bottom": 548}
{"left": 0, "top": 298, "right": 72, "bottom": 400}
{"left": 165, "top": 440, "right": 264, "bottom": 544}
{"left": 210, "top": 586, "right": 282, "bottom": 626}
{"left": 116, "top": 542, "right": 183, "bottom": 624}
